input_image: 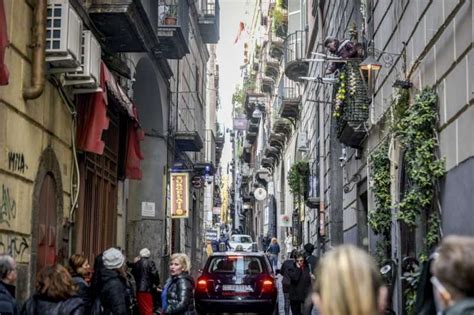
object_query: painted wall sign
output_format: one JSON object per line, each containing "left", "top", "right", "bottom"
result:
{"left": 170, "top": 172, "right": 189, "bottom": 219}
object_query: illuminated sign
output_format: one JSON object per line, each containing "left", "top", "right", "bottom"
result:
{"left": 170, "top": 172, "right": 189, "bottom": 219}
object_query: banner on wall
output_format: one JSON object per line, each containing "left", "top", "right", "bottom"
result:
{"left": 170, "top": 172, "right": 190, "bottom": 219}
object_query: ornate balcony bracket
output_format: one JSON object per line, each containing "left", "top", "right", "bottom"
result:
{"left": 343, "top": 174, "right": 361, "bottom": 193}
{"left": 367, "top": 47, "right": 402, "bottom": 68}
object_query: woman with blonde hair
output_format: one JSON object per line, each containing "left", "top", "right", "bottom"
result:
{"left": 312, "top": 245, "right": 387, "bottom": 315}
{"left": 161, "top": 253, "right": 196, "bottom": 315}
{"left": 266, "top": 237, "right": 281, "bottom": 270}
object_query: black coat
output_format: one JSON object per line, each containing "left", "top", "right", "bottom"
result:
{"left": 287, "top": 263, "right": 312, "bottom": 301}
{"left": 131, "top": 258, "right": 160, "bottom": 292}
{"left": 164, "top": 273, "right": 195, "bottom": 315}
{"left": 71, "top": 276, "right": 92, "bottom": 312}
{"left": 0, "top": 282, "right": 18, "bottom": 315}
{"left": 99, "top": 269, "right": 132, "bottom": 315}
{"left": 21, "top": 295, "right": 84, "bottom": 315}
{"left": 280, "top": 259, "right": 294, "bottom": 293}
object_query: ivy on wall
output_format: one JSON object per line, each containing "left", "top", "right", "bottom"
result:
{"left": 287, "top": 161, "right": 309, "bottom": 207}
{"left": 369, "top": 140, "right": 392, "bottom": 265}
{"left": 396, "top": 87, "right": 445, "bottom": 228}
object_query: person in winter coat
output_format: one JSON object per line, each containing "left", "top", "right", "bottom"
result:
{"left": 431, "top": 235, "right": 474, "bottom": 315}
{"left": 324, "top": 37, "right": 361, "bottom": 74}
{"left": 21, "top": 264, "right": 84, "bottom": 315}
{"left": 161, "top": 253, "right": 195, "bottom": 315}
{"left": 0, "top": 255, "right": 18, "bottom": 315}
{"left": 266, "top": 237, "right": 281, "bottom": 270}
{"left": 288, "top": 253, "right": 312, "bottom": 315}
{"left": 312, "top": 245, "right": 387, "bottom": 315}
{"left": 280, "top": 249, "right": 298, "bottom": 315}
{"left": 131, "top": 248, "right": 160, "bottom": 315}
{"left": 99, "top": 247, "right": 134, "bottom": 315}
{"left": 68, "top": 254, "right": 92, "bottom": 311}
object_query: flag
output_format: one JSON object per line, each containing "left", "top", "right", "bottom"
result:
{"left": 233, "top": 21, "right": 245, "bottom": 44}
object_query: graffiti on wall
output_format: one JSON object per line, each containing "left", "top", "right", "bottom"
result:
{"left": 0, "top": 185, "right": 16, "bottom": 227}
{"left": 8, "top": 152, "right": 28, "bottom": 174}
{"left": 0, "top": 233, "right": 30, "bottom": 261}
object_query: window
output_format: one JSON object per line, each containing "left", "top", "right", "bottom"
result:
{"left": 231, "top": 235, "right": 252, "bottom": 243}
{"left": 208, "top": 256, "right": 263, "bottom": 274}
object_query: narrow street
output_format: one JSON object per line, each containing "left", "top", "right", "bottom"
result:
{"left": 0, "top": 0, "right": 473, "bottom": 314}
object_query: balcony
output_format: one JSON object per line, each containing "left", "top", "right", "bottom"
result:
{"left": 264, "top": 146, "right": 280, "bottom": 162}
{"left": 157, "top": 0, "right": 190, "bottom": 59}
{"left": 265, "top": 55, "right": 280, "bottom": 80}
{"left": 245, "top": 94, "right": 266, "bottom": 120}
{"left": 175, "top": 131, "right": 203, "bottom": 152}
{"left": 268, "top": 132, "right": 286, "bottom": 151}
{"left": 269, "top": 36, "right": 285, "bottom": 61}
{"left": 305, "top": 160, "right": 320, "bottom": 208}
{"left": 285, "top": 30, "right": 309, "bottom": 82}
{"left": 280, "top": 76, "right": 301, "bottom": 119}
{"left": 248, "top": 122, "right": 259, "bottom": 133}
{"left": 89, "top": 0, "right": 159, "bottom": 52}
{"left": 246, "top": 131, "right": 257, "bottom": 144}
{"left": 261, "top": 157, "right": 275, "bottom": 171}
{"left": 273, "top": 118, "right": 292, "bottom": 135}
{"left": 260, "top": 75, "right": 275, "bottom": 94}
{"left": 198, "top": 0, "right": 220, "bottom": 44}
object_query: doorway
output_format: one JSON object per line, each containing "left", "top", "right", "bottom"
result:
{"left": 37, "top": 173, "right": 57, "bottom": 271}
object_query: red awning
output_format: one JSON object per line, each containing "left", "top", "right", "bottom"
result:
{"left": 76, "top": 62, "right": 144, "bottom": 180}
{"left": 0, "top": 0, "right": 9, "bottom": 85}
{"left": 76, "top": 63, "right": 109, "bottom": 155}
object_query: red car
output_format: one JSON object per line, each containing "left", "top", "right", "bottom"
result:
{"left": 195, "top": 251, "right": 278, "bottom": 314}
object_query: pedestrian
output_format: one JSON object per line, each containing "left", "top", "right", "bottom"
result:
{"left": 266, "top": 237, "right": 280, "bottom": 270}
{"left": 324, "top": 37, "right": 361, "bottom": 73}
{"left": 68, "top": 254, "right": 93, "bottom": 311}
{"left": 98, "top": 247, "right": 135, "bottom": 315}
{"left": 280, "top": 249, "right": 298, "bottom": 315}
{"left": 303, "top": 243, "right": 318, "bottom": 276}
{"left": 288, "top": 252, "right": 312, "bottom": 315}
{"left": 161, "top": 253, "right": 196, "bottom": 315}
{"left": 430, "top": 235, "right": 474, "bottom": 315}
{"left": 284, "top": 232, "right": 293, "bottom": 259}
{"left": 0, "top": 254, "right": 18, "bottom": 315}
{"left": 218, "top": 233, "right": 231, "bottom": 252}
{"left": 21, "top": 264, "right": 85, "bottom": 315}
{"left": 131, "top": 248, "right": 160, "bottom": 315}
{"left": 312, "top": 245, "right": 387, "bottom": 315}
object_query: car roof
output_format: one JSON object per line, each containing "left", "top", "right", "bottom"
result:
{"left": 209, "top": 251, "right": 266, "bottom": 257}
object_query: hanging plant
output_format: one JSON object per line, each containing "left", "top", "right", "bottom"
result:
{"left": 333, "top": 69, "right": 347, "bottom": 118}
{"left": 396, "top": 87, "right": 445, "bottom": 228}
{"left": 287, "top": 161, "right": 309, "bottom": 199}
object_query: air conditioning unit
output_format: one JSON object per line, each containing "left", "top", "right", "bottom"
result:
{"left": 64, "top": 31, "right": 102, "bottom": 94}
{"left": 46, "top": 0, "right": 82, "bottom": 71}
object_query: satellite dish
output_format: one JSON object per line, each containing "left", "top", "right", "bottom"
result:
{"left": 254, "top": 187, "right": 267, "bottom": 201}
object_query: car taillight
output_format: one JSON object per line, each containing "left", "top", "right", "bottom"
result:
{"left": 261, "top": 278, "right": 275, "bottom": 293}
{"left": 196, "top": 277, "right": 208, "bottom": 293}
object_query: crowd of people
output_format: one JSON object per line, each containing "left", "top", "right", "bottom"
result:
{"left": 0, "top": 234, "right": 473, "bottom": 315}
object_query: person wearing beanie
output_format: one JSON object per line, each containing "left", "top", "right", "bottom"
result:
{"left": 131, "top": 248, "right": 161, "bottom": 315}
{"left": 98, "top": 248, "right": 133, "bottom": 315}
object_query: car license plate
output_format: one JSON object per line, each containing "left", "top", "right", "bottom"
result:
{"left": 223, "top": 284, "right": 253, "bottom": 292}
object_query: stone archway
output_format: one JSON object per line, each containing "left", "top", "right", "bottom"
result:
{"left": 30, "top": 146, "right": 64, "bottom": 293}
{"left": 128, "top": 56, "right": 168, "bottom": 272}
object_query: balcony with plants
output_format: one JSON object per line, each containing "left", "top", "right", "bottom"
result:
{"left": 333, "top": 61, "right": 370, "bottom": 148}
{"left": 157, "top": 0, "right": 190, "bottom": 59}
{"left": 264, "top": 53, "right": 281, "bottom": 81}
{"left": 285, "top": 30, "right": 309, "bottom": 82}
{"left": 198, "top": 0, "right": 220, "bottom": 44}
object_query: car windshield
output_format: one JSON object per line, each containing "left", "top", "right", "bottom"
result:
{"left": 208, "top": 256, "right": 263, "bottom": 274}
{"left": 231, "top": 236, "right": 252, "bottom": 243}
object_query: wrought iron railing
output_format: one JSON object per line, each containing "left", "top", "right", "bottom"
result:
{"left": 285, "top": 30, "right": 307, "bottom": 65}
{"left": 282, "top": 75, "right": 300, "bottom": 100}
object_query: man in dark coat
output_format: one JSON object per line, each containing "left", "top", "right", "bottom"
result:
{"left": 131, "top": 248, "right": 160, "bottom": 315}
{"left": 287, "top": 253, "right": 312, "bottom": 315}
{"left": 324, "top": 37, "right": 361, "bottom": 73}
{"left": 0, "top": 255, "right": 18, "bottom": 315}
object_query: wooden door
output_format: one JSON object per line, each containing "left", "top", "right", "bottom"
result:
{"left": 37, "top": 173, "right": 57, "bottom": 271}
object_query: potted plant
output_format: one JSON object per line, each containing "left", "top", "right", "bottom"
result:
{"left": 160, "top": 1, "right": 178, "bottom": 25}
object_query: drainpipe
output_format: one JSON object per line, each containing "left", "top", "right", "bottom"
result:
{"left": 23, "top": 0, "right": 46, "bottom": 100}
{"left": 317, "top": 4, "right": 325, "bottom": 241}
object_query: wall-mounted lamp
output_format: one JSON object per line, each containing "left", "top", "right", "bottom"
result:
{"left": 359, "top": 55, "right": 382, "bottom": 72}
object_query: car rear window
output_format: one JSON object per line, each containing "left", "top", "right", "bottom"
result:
{"left": 231, "top": 236, "right": 252, "bottom": 243}
{"left": 208, "top": 256, "right": 264, "bottom": 274}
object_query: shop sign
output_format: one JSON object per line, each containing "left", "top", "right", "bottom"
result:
{"left": 170, "top": 172, "right": 189, "bottom": 219}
